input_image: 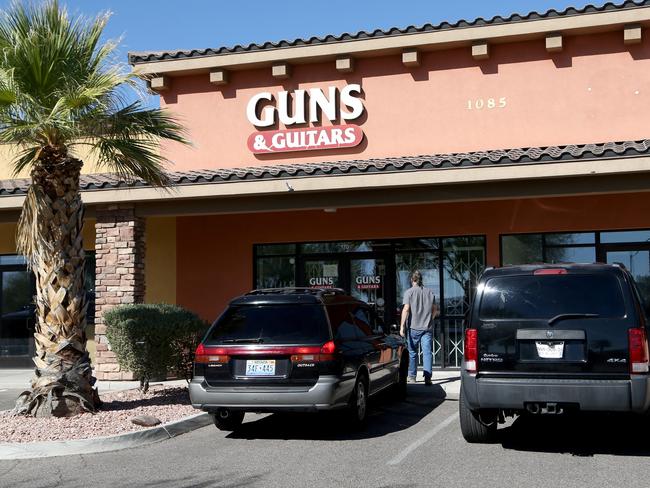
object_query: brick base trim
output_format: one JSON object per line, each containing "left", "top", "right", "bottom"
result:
{"left": 93, "top": 204, "right": 145, "bottom": 381}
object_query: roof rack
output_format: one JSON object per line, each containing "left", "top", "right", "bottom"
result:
{"left": 246, "top": 287, "right": 348, "bottom": 297}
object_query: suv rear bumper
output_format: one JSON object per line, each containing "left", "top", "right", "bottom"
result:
{"left": 189, "top": 375, "right": 352, "bottom": 413}
{"left": 462, "top": 371, "right": 650, "bottom": 413}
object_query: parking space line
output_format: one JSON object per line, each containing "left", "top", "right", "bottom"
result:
{"left": 387, "top": 412, "right": 459, "bottom": 465}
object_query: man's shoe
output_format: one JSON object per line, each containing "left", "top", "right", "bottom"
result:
{"left": 424, "top": 377, "right": 432, "bottom": 386}
{"left": 407, "top": 376, "right": 417, "bottom": 384}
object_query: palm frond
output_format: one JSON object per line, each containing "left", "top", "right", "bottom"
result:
{"left": 0, "top": 0, "right": 188, "bottom": 185}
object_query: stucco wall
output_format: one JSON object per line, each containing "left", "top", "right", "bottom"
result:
{"left": 0, "top": 144, "right": 106, "bottom": 180}
{"left": 160, "top": 31, "right": 650, "bottom": 172}
{"left": 145, "top": 216, "right": 177, "bottom": 304}
{"left": 175, "top": 192, "right": 650, "bottom": 321}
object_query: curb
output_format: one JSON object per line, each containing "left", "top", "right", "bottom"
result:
{"left": 0, "top": 412, "right": 212, "bottom": 460}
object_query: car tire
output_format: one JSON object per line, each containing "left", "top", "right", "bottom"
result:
{"left": 347, "top": 374, "right": 369, "bottom": 427}
{"left": 390, "top": 354, "right": 409, "bottom": 401}
{"left": 212, "top": 408, "right": 245, "bottom": 431}
{"left": 459, "top": 389, "right": 497, "bottom": 443}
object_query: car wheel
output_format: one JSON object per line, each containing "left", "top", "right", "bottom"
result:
{"left": 459, "top": 389, "right": 497, "bottom": 443}
{"left": 390, "top": 354, "right": 409, "bottom": 401}
{"left": 212, "top": 408, "right": 245, "bottom": 431}
{"left": 347, "top": 375, "right": 368, "bottom": 427}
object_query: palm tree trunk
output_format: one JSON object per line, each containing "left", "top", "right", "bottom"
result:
{"left": 14, "top": 147, "right": 99, "bottom": 417}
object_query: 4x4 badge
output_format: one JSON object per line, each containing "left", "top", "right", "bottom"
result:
{"left": 546, "top": 330, "right": 554, "bottom": 339}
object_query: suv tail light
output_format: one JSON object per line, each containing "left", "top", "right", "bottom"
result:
{"left": 628, "top": 328, "right": 649, "bottom": 373}
{"left": 194, "top": 343, "right": 230, "bottom": 364}
{"left": 464, "top": 329, "right": 478, "bottom": 373}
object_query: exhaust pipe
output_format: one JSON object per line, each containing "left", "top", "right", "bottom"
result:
{"left": 217, "top": 408, "right": 232, "bottom": 419}
{"left": 526, "top": 403, "right": 540, "bottom": 414}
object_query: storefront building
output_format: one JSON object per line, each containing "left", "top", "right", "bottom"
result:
{"left": 3, "top": 1, "right": 650, "bottom": 374}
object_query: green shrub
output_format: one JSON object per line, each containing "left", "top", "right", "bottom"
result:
{"left": 104, "top": 304, "right": 208, "bottom": 391}
{"left": 170, "top": 313, "right": 210, "bottom": 383}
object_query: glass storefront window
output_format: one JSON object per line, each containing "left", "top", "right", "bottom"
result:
{"left": 394, "top": 239, "right": 438, "bottom": 251}
{"left": 0, "top": 269, "right": 34, "bottom": 357}
{"left": 395, "top": 252, "right": 440, "bottom": 305}
{"left": 304, "top": 259, "right": 340, "bottom": 288}
{"left": 255, "top": 256, "right": 296, "bottom": 289}
{"left": 253, "top": 236, "right": 487, "bottom": 367}
{"left": 502, "top": 234, "right": 543, "bottom": 265}
{"left": 443, "top": 243, "right": 485, "bottom": 317}
{"left": 546, "top": 246, "right": 596, "bottom": 264}
{"left": 256, "top": 244, "right": 296, "bottom": 256}
{"left": 0, "top": 255, "right": 26, "bottom": 265}
{"left": 443, "top": 236, "right": 485, "bottom": 251}
{"left": 299, "top": 241, "right": 391, "bottom": 254}
{"left": 601, "top": 230, "right": 650, "bottom": 244}
{"left": 545, "top": 232, "right": 595, "bottom": 245}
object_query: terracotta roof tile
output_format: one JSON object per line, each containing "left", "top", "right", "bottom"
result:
{"left": 2, "top": 138, "right": 650, "bottom": 197}
{"left": 129, "top": 1, "right": 650, "bottom": 65}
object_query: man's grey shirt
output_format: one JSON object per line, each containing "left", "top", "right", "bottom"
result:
{"left": 403, "top": 285, "right": 436, "bottom": 331}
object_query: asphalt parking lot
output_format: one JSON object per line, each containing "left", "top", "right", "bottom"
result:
{"left": 2, "top": 381, "right": 650, "bottom": 488}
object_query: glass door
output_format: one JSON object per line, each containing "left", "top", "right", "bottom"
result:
{"left": 349, "top": 257, "right": 392, "bottom": 326}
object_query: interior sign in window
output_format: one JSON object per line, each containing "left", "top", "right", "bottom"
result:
{"left": 246, "top": 84, "right": 365, "bottom": 154}
{"left": 356, "top": 275, "right": 381, "bottom": 290}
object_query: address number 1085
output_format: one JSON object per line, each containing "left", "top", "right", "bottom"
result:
{"left": 467, "top": 97, "right": 507, "bottom": 110}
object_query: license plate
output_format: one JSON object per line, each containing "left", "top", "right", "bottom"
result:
{"left": 245, "top": 359, "right": 276, "bottom": 376}
{"left": 536, "top": 341, "right": 564, "bottom": 359}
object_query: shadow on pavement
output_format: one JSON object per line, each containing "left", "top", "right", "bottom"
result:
{"left": 227, "top": 383, "right": 447, "bottom": 441}
{"left": 499, "top": 412, "right": 650, "bottom": 457}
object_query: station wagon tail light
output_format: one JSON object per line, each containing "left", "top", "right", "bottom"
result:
{"left": 291, "top": 341, "right": 338, "bottom": 363}
{"left": 628, "top": 328, "right": 649, "bottom": 374}
{"left": 533, "top": 269, "right": 568, "bottom": 275}
{"left": 464, "top": 329, "right": 478, "bottom": 373}
{"left": 194, "top": 343, "right": 230, "bottom": 364}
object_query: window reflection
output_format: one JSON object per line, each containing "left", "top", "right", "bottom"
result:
{"left": 256, "top": 257, "right": 296, "bottom": 289}
{"left": 601, "top": 230, "right": 650, "bottom": 244}
{"left": 546, "top": 246, "right": 595, "bottom": 264}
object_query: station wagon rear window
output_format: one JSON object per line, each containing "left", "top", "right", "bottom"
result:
{"left": 207, "top": 304, "right": 330, "bottom": 344}
{"left": 479, "top": 274, "right": 626, "bottom": 320}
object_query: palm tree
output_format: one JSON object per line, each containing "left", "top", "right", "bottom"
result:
{"left": 0, "top": 1, "right": 187, "bottom": 417}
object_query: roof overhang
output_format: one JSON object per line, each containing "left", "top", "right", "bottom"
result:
{"left": 131, "top": 5, "right": 650, "bottom": 77}
{"left": 2, "top": 155, "right": 650, "bottom": 220}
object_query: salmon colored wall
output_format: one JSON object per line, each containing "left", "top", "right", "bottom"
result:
{"left": 161, "top": 31, "right": 650, "bottom": 171}
{"left": 176, "top": 192, "right": 650, "bottom": 321}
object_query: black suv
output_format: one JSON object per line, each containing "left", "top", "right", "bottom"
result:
{"left": 189, "top": 288, "right": 408, "bottom": 431}
{"left": 460, "top": 263, "right": 650, "bottom": 443}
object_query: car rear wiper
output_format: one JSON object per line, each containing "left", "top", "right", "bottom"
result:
{"left": 547, "top": 313, "right": 600, "bottom": 325}
{"left": 221, "top": 338, "right": 265, "bottom": 344}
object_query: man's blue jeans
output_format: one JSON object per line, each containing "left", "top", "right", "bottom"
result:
{"left": 407, "top": 328, "right": 433, "bottom": 379}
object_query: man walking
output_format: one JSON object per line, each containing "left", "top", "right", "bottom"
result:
{"left": 400, "top": 270, "right": 438, "bottom": 385}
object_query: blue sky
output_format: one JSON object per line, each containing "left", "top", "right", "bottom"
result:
{"left": 0, "top": 0, "right": 612, "bottom": 105}
{"left": 44, "top": 1, "right": 607, "bottom": 55}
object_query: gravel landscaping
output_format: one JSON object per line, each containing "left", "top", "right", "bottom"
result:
{"left": 0, "top": 386, "right": 198, "bottom": 443}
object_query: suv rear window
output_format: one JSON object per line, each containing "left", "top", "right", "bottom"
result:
{"left": 479, "top": 274, "right": 626, "bottom": 320}
{"left": 207, "top": 304, "right": 330, "bottom": 344}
